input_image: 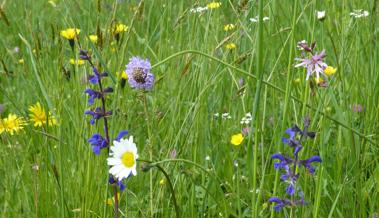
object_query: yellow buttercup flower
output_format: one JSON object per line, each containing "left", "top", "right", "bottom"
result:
{"left": 29, "top": 102, "right": 57, "bottom": 127}
{"left": 226, "top": 43, "right": 236, "bottom": 50}
{"left": 207, "top": 2, "right": 221, "bottom": 9}
{"left": 117, "top": 71, "right": 128, "bottom": 80}
{"left": 324, "top": 66, "right": 337, "bottom": 76}
{"left": 1, "top": 113, "right": 27, "bottom": 135}
{"left": 69, "top": 58, "right": 85, "bottom": 65}
{"left": 60, "top": 28, "right": 81, "bottom": 40}
{"left": 105, "top": 193, "right": 121, "bottom": 206}
{"left": 18, "top": 59, "right": 24, "bottom": 64}
{"left": 159, "top": 179, "right": 166, "bottom": 186}
{"left": 88, "top": 35, "right": 98, "bottom": 43}
{"left": 230, "top": 133, "right": 244, "bottom": 146}
{"left": 224, "top": 24, "right": 235, "bottom": 32}
{"left": 113, "top": 23, "right": 128, "bottom": 34}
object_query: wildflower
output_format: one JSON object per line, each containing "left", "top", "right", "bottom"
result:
{"left": 207, "top": 2, "right": 221, "bottom": 9}
{"left": 88, "top": 34, "right": 98, "bottom": 43}
{"left": 18, "top": 59, "right": 24, "bottom": 64}
{"left": 240, "top": 112, "right": 252, "bottom": 125}
{"left": 350, "top": 9, "right": 369, "bottom": 18}
{"left": 84, "top": 87, "right": 113, "bottom": 105}
{"left": 221, "top": 112, "right": 231, "bottom": 119}
{"left": 225, "top": 43, "right": 236, "bottom": 50}
{"left": 70, "top": 58, "right": 85, "bottom": 66}
{"left": 108, "top": 136, "right": 139, "bottom": 180}
{"left": 250, "top": 16, "right": 269, "bottom": 23}
{"left": 242, "top": 127, "right": 251, "bottom": 136}
{"left": 88, "top": 133, "right": 108, "bottom": 155}
{"left": 85, "top": 107, "right": 112, "bottom": 125}
{"left": 170, "top": 149, "right": 177, "bottom": 158}
{"left": 29, "top": 102, "right": 57, "bottom": 127}
{"left": 224, "top": 24, "right": 235, "bottom": 32}
{"left": 87, "top": 67, "right": 108, "bottom": 85}
{"left": 299, "top": 156, "right": 322, "bottom": 174}
{"left": 295, "top": 50, "right": 327, "bottom": 81}
{"left": 268, "top": 197, "right": 306, "bottom": 211}
{"left": 105, "top": 193, "right": 121, "bottom": 205}
{"left": 60, "top": 28, "right": 80, "bottom": 40}
{"left": 190, "top": 7, "right": 208, "bottom": 13}
{"left": 324, "top": 66, "right": 337, "bottom": 76}
{"left": 205, "top": 155, "right": 210, "bottom": 161}
{"left": 109, "top": 176, "right": 126, "bottom": 191}
{"left": 159, "top": 179, "right": 166, "bottom": 186}
{"left": 113, "top": 23, "right": 128, "bottom": 34}
{"left": 231, "top": 133, "right": 244, "bottom": 146}
{"left": 351, "top": 104, "right": 363, "bottom": 113}
{"left": 117, "top": 71, "right": 128, "bottom": 80}
{"left": 316, "top": 11, "right": 326, "bottom": 20}
{"left": 125, "top": 57, "right": 154, "bottom": 90}
{"left": 0, "top": 113, "right": 27, "bottom": 135}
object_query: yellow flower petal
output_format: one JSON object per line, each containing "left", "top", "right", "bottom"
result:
{"left": 231, "top": 133, "right": 244, "bottom": 146}
{"left": 324, "top": 66, "right": 337, "bottom": 76}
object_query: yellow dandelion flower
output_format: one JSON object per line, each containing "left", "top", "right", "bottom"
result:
{"left": 29, "top": 102, "right": 57, "bottom": 127}
{"left": 116, "top": 71, "right": 128, "bottom": 80}
{"left": 224, "top": 24, "right": 235, "bottom": 32}
{"left": 230, "top": 133, "right": 244, "bottom": 146}
{"left": 113, "top": 23, "right": 128, "bottom": 34}
{"left": 324, "top": 66, "right": 337, "bottom": 76}
{"left": 207, "top": 2, "right": 221, "bottom": 9}
{"left": 60, "top": 28, "right": 81, "bottom": 40}
{"left": 18, "top": 59, "right": 24, "bottom": 64}
{"left": 226, "top": 43, "right": 236, "bottom": 50}
{"left": 69, "top": 59, "right": 85, "bottom": 66}
{"left": 88, "top": 35, "right": 98, "bottom": 43}
{"left": 1, "top": 113, "right": 27, "bottom": 135}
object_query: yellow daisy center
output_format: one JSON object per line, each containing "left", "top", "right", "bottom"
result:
{"left": 121, "top": 151, "right": 135, "bottom": 168}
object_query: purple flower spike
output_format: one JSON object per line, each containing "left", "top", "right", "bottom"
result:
{"left": 88, "top": 133, "right": 108, "bottom": 155}
{"left": 109, "top": 176, "right": 126, "bottom": 191}
{"left": 125, "top": 57, "right": 154, "bottom": 90}
{"left": 115, "top": 130, "right": 129, "bottom": 141}
{"left": 295, "top": 50, "right": 327, "bottom": 80}
{"left": 272, "top": 153, "right": 293, "bottom": 170}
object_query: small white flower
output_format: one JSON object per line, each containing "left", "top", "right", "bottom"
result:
{"left": 205, "top": 155, "right": 210, "bottom": 161}
{"left": 222, "top": 113, "right": 231, "bottom": 119}
{"left": 250, "top": 16, "right": 269, "bottom": 23}
{"left": 214, "top": 113, "right": 219, "bottom": 117}
{"left": 190, "top": 6, "right": 208, "bottom": 13}
{"left": 350, "top": 9, "right": 369, "bottom": 18}
{"left": 107, "top": 136, "right": 139, "bottom": 180}
{"left": 316, "top": 10, "right": 326, "bottom": 20}
{"left": 297, "top": 40, "right": 307, "bottom": 50}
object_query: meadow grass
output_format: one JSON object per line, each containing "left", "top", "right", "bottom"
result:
{"left": 0, "top": 0, "right": 378, "bottom": 217}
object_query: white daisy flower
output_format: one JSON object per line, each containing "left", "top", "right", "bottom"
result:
{"left": 350, "top": 9, "right": 369, "bottom": 18}
{"left": 107, "top": 136, "right": 139, "bottom": 180}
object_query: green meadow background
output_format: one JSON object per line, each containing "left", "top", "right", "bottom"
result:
{"left": 0, "top": 0, "right": 378, "bottom": 217}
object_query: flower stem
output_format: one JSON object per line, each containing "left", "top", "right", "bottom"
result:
{"left": 87, "top": 59, "right": 119, "bottom": 218}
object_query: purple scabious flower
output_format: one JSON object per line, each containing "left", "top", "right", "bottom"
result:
{"left": 295, "top": 50, "right": 327, "bottom": 81}
{"left": 88, "top": 133, "right": 108, "bottom": 155}
{"left": 125, "top": 57, "right": 154, "bottom": 90}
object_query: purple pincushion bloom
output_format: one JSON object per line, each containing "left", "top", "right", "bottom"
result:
{"left": 125, "top": 57, "right": 154, "bottom": 90}
{"left": 295, "top": 50, "right": 327, "bottom": 80}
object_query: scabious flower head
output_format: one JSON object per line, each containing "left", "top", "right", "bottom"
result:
{"left": 224, "top": 24, "right": 235, "bottom": 31}
{"left": 231, "top": 133, "right": 244, "bottom": 146}
{"left": 108, "top": 136, "right": 139, "bottom": 180}
{"left": 295, "top": 50, "right": 327, "bottom": 81}
{"left": 88, "top": 34, "right": 98, "bottom": 43}
{"left": 0, "top": 113, "right": 27, "bottom": 135}
{"left": 60, "top": 28, "right": 80, "bottom": 40}
{"left": 125, "top": 57, "right": 154, "bottom": 90}
{"left": 207, "top": 2, "right": 221, "bottom": 9}
{"left": 324, "top": 66, "right": 337, "bottom": 76}
{"left": 29, "top": 102, "right": 57, "bottom": 127}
